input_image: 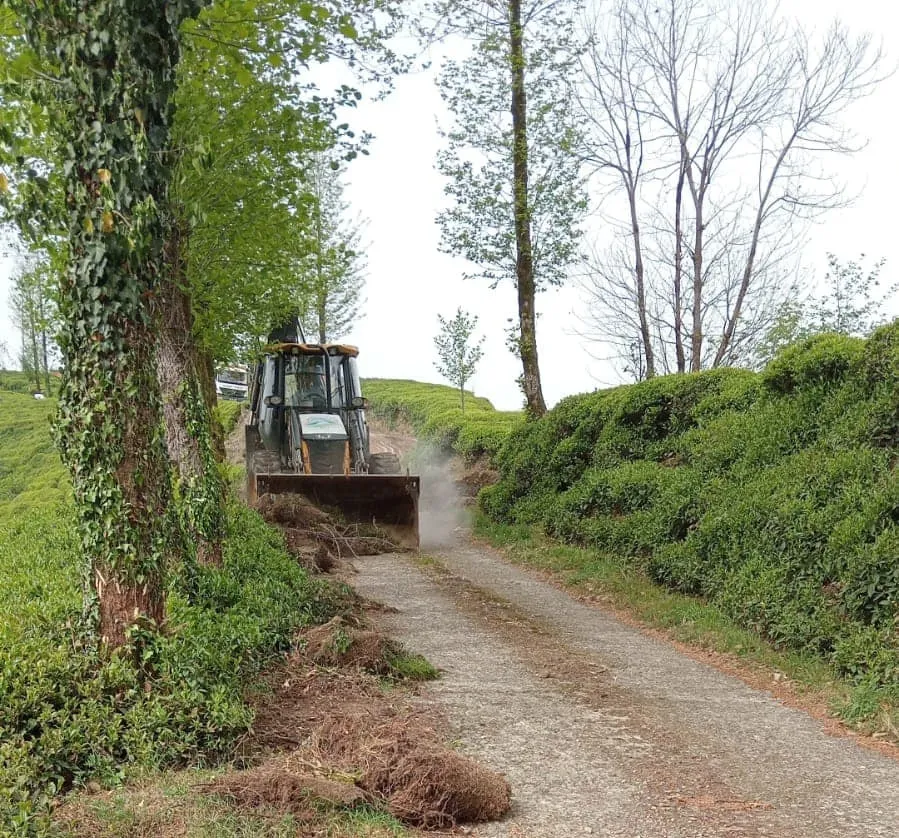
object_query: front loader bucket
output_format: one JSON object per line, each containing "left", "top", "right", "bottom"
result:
{"left": 254, "top": 473, "right": 421, "bottom": 549}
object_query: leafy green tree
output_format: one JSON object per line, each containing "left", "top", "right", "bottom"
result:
{"left": 9, "top": 255, "right": 57, "bottom": 393}
{"left": 429, "top": 0, "right": 586, "bottom": 417}
{"left": 175, "top": 0, "right": 404, "bottom": 363}
{"left": 434, "top": 307, "right": 485, "bottom": 411}
{"left": 755, "top": 254, "right": 896, "bottom": 365}
{"left": 301, "top": 152, "right": 367, "bottom": 342}
{"left": 0, "top": 1, "right": 408, "bottom": 596}
{"left": 157, "top": 0, "right": 405, "bottom": 563}
{"left": 1, "top": 0, "right": 206, "bottom": 648}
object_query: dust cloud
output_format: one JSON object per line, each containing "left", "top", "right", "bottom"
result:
{"left": 412, "top": 444, "right": 471, "bottom": 550}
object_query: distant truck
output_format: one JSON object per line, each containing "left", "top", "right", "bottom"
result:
{"left": 215, "top": 364, "right": 249, "bottom": 402}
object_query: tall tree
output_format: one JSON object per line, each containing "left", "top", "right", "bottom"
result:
{"left": 575, "top": 0, "right": 883, "bottom": 378}
{"left": 2, "top": 0, "right": 205, "bottom": 648}
{"left": 302, "top": 153, "right": 367, "bottom": 343}
{"left": 429, "top": 0, "right": 587, "bottom": 417}
{"left": 433, "top": 306, "right": 485, "bottom": 411}
{"left": 157, "top": 0, "right": 403, "bottom": 560}
{"left": 9, "top": 255, "right": 57, "bottom": 392}
{"left": 176, "top": 0, "right": 404, "bottom": 364}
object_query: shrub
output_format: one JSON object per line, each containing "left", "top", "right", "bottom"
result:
{"left": 482, "top": 334, "right": 899, "bottom": 688}
{"left": 0, "top": 502, "right": 349, "bottom": 833}
{"left": 363, "top": 378, "right": 522, "bottom": 462}
{"left": 761, "top": 333, "right": 864, "bottom": 394}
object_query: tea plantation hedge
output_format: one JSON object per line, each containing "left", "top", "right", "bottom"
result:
{"left": 481, "top": 326, "right": 899, "bottom": 688}
{"left": 362, "top": 378, "right": 523, "bottom": 461}
{"left": 0, "top": 379, "right": 349, "bottom": 834}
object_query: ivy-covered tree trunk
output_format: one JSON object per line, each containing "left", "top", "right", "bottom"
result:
{"left": 196, "top": 347, "right": 226, "bottom": 462}
{"left": 14, "top": 0, "right": 206, "bottom": 648}
{"left": 157, "top": 221, "right": 224, "bottom": 566}
{"left": 509, "top": 0, "right": 546, "bottom": 418}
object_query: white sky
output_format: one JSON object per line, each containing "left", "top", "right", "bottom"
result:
{"left": 2, "top": 0, "right": 897, "bottom": 410}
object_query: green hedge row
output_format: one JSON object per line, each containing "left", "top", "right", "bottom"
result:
{"left": 0, "top": 391, "right": 70, "bottom": 522}
{"left": 0, "top": 502, "right": 350, "bottom": 834}
{"left": 481, "top": 326, "right": 899, "bottom": 688}
{"left": 362, "top": 378, "right": 522, "bottom": 461}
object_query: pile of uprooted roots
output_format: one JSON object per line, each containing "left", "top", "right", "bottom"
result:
{"left": 254, "top": 493, "right": 400, "bottom": 571}
{"left": 207, "top": 616, "right": 512, "bottom": 829}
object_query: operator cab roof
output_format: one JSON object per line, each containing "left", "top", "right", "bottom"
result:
{"left": 265, "top": 342, "right": 359, "bottom": 357}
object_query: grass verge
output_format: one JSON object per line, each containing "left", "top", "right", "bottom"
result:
{"left": 472, "top": 511, "right": 899, "bottom": 745}
{"left": 54, "top": 768, "right": 410, "bottom": 837}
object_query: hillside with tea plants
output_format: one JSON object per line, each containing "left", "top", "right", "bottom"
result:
{"left": 369, "top": 329, "right": 899, "bottom": 722}
{"left": 479, "top": 326, "right": 899, "bottom": 699}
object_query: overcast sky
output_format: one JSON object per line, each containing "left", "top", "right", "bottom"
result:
{"left": 2, "top": 0, "right": 897, "bottom": 410}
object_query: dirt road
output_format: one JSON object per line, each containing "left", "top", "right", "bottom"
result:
{"left": 228, "top": 415, "right": 899, "bottom": 834}
{"left": 352, "top": 540, "right": 899, "bottom": 837}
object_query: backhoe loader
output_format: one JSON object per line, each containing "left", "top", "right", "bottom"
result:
{"left": 245, "top": 317, "right": 420, "bottom": 547}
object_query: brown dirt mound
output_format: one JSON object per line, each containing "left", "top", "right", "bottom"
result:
{"left": 298, "top": 615, "right": 398, "bottom": 672}
{"left": 246, "top": 667, "right": 379, "bottom": 753}
{"left": 256, "top": 493, "right": 332, "bottom": 528}
{"left": 458, "top": 456, "right": 499, "bottom": 491}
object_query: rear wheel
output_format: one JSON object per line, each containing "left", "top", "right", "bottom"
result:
{"left": 368, "top": 452, "right": 402, "bottom": 475}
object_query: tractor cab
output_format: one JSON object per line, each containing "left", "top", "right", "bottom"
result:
{"left": 253, "top": 342, "right": 370, "bottom": 476}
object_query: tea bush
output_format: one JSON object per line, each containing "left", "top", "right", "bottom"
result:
{"left": 483, "top": 325, "right": 899, "bottom": 687}
{"left": 0, "top": 500, "right": 351, "bottom": 834}
{"left": 362, "top": 378, "right": 522, "bottom": 461}
{"left": 0, "top": 390, "right": 70, "bottom": 520}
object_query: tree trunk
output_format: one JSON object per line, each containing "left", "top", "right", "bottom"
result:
{"left": 689, "top": 199, "right": 704, "bottom": 372}
{"left": 156, "top": 222, "right": 224, "bottom": 566}
{"left": 673, "top": 159, "right": 687, "bottom": 373}
{"left": 314, "top": 191, "right": 328, "bottom": 344}
{"left": 41, "top": 329, "right": 51, "bottom": 393}
{"left": 712, "top": 142, "right": 792, "bottom": 368}
{"left": 628, "top": 184, "right": 654, "bottom": 379}
{"left": 509, "top": 0, "right": 546, "bottom": 418}
{"left": 712, "top": 218, "right": 761, "bottom": 367}
{"left": 59, "top": 320, "right": 173, "bottom": 649}
{"left": 28, "top": 308, "right": 40, "bottom": 390}
{"left": 196, "top": 346, "right": 226, "bottom": 462}
{"left": 20, "top": 0, "right": 207, "bottom": 650}
{"left": 318, "top": 292, "right": 327, "bottom": 343}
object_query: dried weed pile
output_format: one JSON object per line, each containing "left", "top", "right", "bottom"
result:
{"left": 221, "top": 666, "right": 510, "bottom": 828}
{"left": 209, "top": 754, "right": 366, "bottom": 814}
{"left": 255, "top": 493, "right": 399, "bottom": 571}
{"left": 216, "top": 617, "right": 511, "bottom": 829}
{"left": 311, "top": 703, "right": 511, "bottom": 827}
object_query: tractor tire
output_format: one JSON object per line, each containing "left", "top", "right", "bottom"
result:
{"left": 368, "top": 452, "right": 402, "bottom": 475}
